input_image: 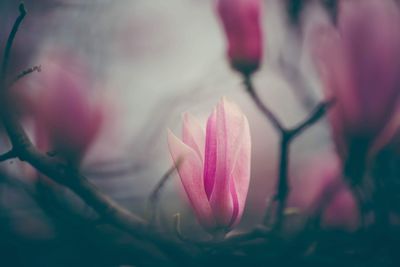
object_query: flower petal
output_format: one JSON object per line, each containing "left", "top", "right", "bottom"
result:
{"left": 338, "top": 0, "right": 400, "bottom": 137}
{"left": 210, "top": 98, "right": 247, "bottom": 227}
{"left": 203, "top": 108, "right": 217, "bottom": 199}
{"left": 310, "top": 25, "right": 354, "bottom": 159}
{"left": 167, "top": 130, "right": 215, "bottom": 229}
{"left": 182, "top": 112, "right": 205, "bottom": 162}
{"left": 217, "top": 0, "right": 263, "bottom": 74}
{"left": 229, "top": 115, "right": 251, "bottom": 227}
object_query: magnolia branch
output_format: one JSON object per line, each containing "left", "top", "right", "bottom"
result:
{"left": 9, "top": 65, "right": 42, "bottom": 87}
{"left": 244, "top": 75, "right": 285, "bottom": 133}
{"left": 0, "top": 4, "right": 192, "bottom": 266}
{"left": 0, "top": 149, "right": 17, "bottom": 162}
{"left": 243, "top": 74, "right": 333, "bottom": 228}
{"left": 147, "top": 163, "right": 178, "bottom": 226}
{"left": 0, "top": 4, "right": 26, "bottom": 81}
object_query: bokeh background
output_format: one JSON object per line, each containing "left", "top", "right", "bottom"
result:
{"left": 0, "top": 0, "right": 339, "bottom": 265}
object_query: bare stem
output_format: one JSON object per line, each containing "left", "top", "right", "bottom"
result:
{"left": 8, "top": 65, "right": 41, "bottom": 87}
{"left": 273, "top": 134, "right": 290, "bottom": 229}
{"left": 243, "top": 75, "right": 285, "bottom": 134}
{"left": 0, "top": 150, "right": 17, "bottom": 162}
{"left": 290, "top": 98, "right": 336, "bottom": 138}
{"left": 243, "top": 75, "right": 333, "bottom": 229}
{"left": 148, "top": 164, "right": 177, "bottom": 225}
{"left": 1, "top": 3, "right": 26, "bottom": 81}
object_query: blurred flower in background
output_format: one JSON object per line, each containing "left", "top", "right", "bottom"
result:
{"left": 25, "top": 50, "right": 104, "bottom": 166}
{"left": 311, "top": 0, "right": 400, "bottom": 182}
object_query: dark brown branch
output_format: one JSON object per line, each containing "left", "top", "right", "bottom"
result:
{"left": 1, "top": 3, "right": 26, "bottom": 81}
{"left": 0, "top": 107, "right": 150, "bottom": 235}
{"left": 0, "top": 3, "right": 144, "bottom": 234}
{"left": 272, "top": 99, "right": 334, "bottom": 228}
{"left": 0, "top": 173, "right": 171, "bottom": 266}
{"left": 289, "top": 98, "right": 335, "bottom": 138}
{"left": 0, "top": 85, "right": 191, "bottom": 265}
{"left": 148, "top": 164, "right": 177, "bottom": 225}
{"left": 0, "top": 150, "right": 16, "bottom": 162}
{"left": 243, "top": 75, "right": 333, "bottom": 229}
{"left": 0, "top": 5, "right": 192, "bottom": 266}
{"left": 273, "top": 134, "right": 290, "bottom": 229}
{"left": 243, "top": 75, "right": 285, "bottom": 134}
{"left": 9, "top": 65, "right": 41, "bottom": 87}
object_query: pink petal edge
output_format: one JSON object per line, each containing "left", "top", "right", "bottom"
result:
{"left": 167, "top": 130, "right": 215, "bottom": 229}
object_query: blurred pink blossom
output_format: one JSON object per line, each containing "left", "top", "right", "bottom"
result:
{"left": 311, "top": 0, "right": 400, "bottom": 175}
{"left": 27, "top": 51, "right": 103, "bottom": 166}
{"left": 216, "top": 0, "right": 263, "bottom": 76}
{"left": 168, "top": 98, "right": 251, "bottom": 232}
{"left": 291, "top": 153, "right": 359, "bottom": 231}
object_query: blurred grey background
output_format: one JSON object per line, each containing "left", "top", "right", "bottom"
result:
{"left": 0, "top": 0, "right": 336, "bottom": 237}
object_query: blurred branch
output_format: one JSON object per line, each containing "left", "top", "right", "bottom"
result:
{"left": 0, "top": 173, "right": 171, "bottom": 266}
{"left": 147, "top": 164, "right": 178, "bottom": 226}
{"left": 243, "top": 74, "right": 333, "bottom": 229}
{"left": 0, "top": 4, "right": 192, "bottom": 266}
{"left": 0, "top": 150, "right": 16, "bottom": 162}
{"left": 0, "top": 3, "right": 26, "bottom": 81}
{"left": 8, "top": 65, "right": 41, "bottom": 87}
{"left": 244, "top": 75, "right": 285, "bottom": 134}
{"left": 290, "top": 99, "right": 335, "bottom": 138}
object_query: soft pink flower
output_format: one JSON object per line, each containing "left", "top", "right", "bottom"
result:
{"left": 291, "top": 153, "right": 359, "bottom": 231}
{"left": 29, "top": 52, "right": 103, "bottom": 165}
{"left": 216, "top": 0, "right": 263, "bottom": 75}
{"left": 168, "top": 98, "right": 251, "bottom": 232}
{"left": 307, "top": 156, "right": 359, "bottom": 231}
{"left": 311, "top": 0, "right": 400, "bottom": 172}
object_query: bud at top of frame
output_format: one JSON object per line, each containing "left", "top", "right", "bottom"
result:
{"left": 216, "top": 0, "right": 264, "bottom": 76}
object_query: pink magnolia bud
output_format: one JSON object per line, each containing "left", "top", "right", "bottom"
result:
{"left": 216, "top": 0, "right": 263, "bottom": 76}
{"left": 168, "top": 98, "right": 251, "bottom": 232}
{"left": 30, "top": 52, "right": 103, "bottom": 165}
{"left": 311, "top": 0, "right": 400, "bottom": 175}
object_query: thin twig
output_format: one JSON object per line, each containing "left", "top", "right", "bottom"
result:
{"left": 273, "top": 98, "right": 334, "bottom": 228}
{"left": 243, "top": 75, "right": 333, "bottom": 229}
{"left": 290, "top": 98, "right": 336, "bottom": 138}
{"left": 8, "top": 65, "right": 41, "bottom": 87}
{"left": 148, "top": 164, "right": 178, "bottom": 225}
{"left": 0, "top": 3, "right": 26, "bottom": 81}
{"left": 173, "top": 213, "right": 187, "bottom": 242}
{"left": 243, "top": 75, "right": 285, "bottom": 133}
